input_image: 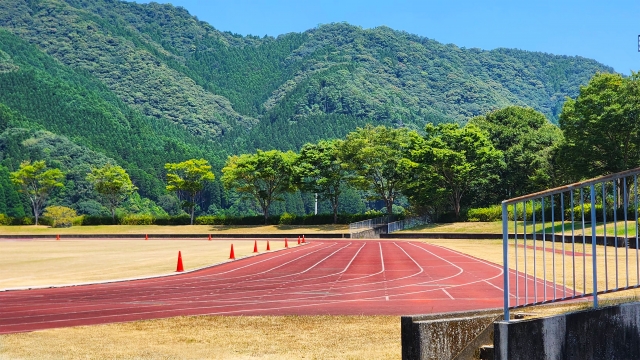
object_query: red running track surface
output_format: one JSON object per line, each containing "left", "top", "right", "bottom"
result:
{"left": 0, "top": 240, "right": 558, "bottom": 334}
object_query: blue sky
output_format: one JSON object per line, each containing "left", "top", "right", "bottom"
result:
{"left": 137, "top": 0, "right": 639, "bottom": 74}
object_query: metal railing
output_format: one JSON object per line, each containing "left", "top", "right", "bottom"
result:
{"left": 502, "top": 167, "right": 640, "bottom": 321}
{"left": 387, "top": 215, "right": 430, "bottom": 233}
{"left": 349, "top": 216, "right": 393, "bottom": 232}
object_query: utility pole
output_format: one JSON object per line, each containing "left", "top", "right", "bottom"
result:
{"left": 315, "top": 193, "right": 318, "bottom": 215}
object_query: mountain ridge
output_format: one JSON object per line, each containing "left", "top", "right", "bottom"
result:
{"left": 0, "top": 0, "right": 616, "bottom": 216}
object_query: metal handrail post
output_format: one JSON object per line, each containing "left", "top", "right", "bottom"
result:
{"left": 591, "top": 184, "right": 598, "bottom": 308}
{"left": 502, "top": 201, "right": 510, "bottom": 321}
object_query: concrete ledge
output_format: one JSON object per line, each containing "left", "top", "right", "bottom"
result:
{"left": 402, "top": 309, "right": 502, "bottom": 360}
{"left": 495, "top": 301, "right": 640, "bottom": 360}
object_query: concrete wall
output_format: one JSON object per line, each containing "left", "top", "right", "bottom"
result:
{"left": 351, "top": 225, "right": 388, "bottom": 239}
{"left": 495, "top": 301, "right": 640, "bottom": 360}
{"left": 402, "top": 309, "right": 502, "bottom": 360}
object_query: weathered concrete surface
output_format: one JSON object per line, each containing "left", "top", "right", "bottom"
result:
{"left": 351, "top": 225, "right": 387, "bottom": 239}
{"left": 495, "top": 301, "right": 640, "bottom": 360}
{"left": 452, "top": 320, "right": 495, "bottom": 360}
{"left": 402, "top": 309, "right": 502, "bottom": 360}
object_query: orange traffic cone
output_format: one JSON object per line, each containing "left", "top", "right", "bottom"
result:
{"left": 145, "top": 234, "right": 149, "bottom": 240}
{"left": 253, "top": 240, "right": 258, "bottom": 253}
{"left": 229, "top": 244, "right": 235, "bottom": 260}
{"left": 302, "top": 235, "right": 306, "bottom": 243}
{"left": 297, "top": 236, "right": 301, "bottom": 245}
{"left": 176, "top": 251, "right": 184, "bottom": 272}
{"left": 284, "top": 238, "right": 288, "bottom": 248}
{"left": 56, "top": 234, "right": 60, "bottom": 241}
{"left": 266, "top": 240, "right": 271, "bottom": 251}
{"left": 208, "top": 234, "right": 212, "bottom": 241}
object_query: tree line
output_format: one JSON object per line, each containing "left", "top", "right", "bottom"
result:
{"left": 2, "top": 71, "right": 638, "bottom": 225}
{"left": 225, "top": 71, "right": 640, "bottom": 223}
{"left": 9, "top": 159, "right": 215, "bottom": 226}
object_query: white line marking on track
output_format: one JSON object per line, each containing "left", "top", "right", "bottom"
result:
{"left": 0, "top": 241, "right": 529, "bottom": 329}
{"left": 442, "top": 289, "right": 454, "bottom": 300}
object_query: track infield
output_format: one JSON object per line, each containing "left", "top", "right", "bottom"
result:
{"left": 0, "top": 239, "right": 554, "bottom": 334}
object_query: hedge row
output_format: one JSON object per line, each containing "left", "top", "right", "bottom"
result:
{"left": 466, "top": 203, "right": 640, "bottom": 222}
{"left": 0, "top": 213, "right": 395, "bottom": 226}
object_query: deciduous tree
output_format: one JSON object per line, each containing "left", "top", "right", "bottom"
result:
{"left": 469, "top": 106, "right": 563, "bottom": 202}
{"left": 165, "top": 159, "right": 215, "bottom": 225}
{"left": 221, "top": 150, "right": 296, "bottom": 223}
{"left": 339, "top": 125, "right": 419, "bottom": 216}
{"left": 416, "top": 123, "right": 504, "bottom": 219}
{"left": 10, "top": 160, "right": 64, "bottom": 225}
{"left": 295, "top": 139, "right": 348, "bottom": 223}
{"left": 560, "top": 72, "right": 640, "bottom": 178}
{"left": 87, "top": 163, "right": 137, "bottom": 220}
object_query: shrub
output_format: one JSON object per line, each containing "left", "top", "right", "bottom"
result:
{"left": 467, "top": 205, "right": 502, "bottom": 222}
{"left": 43, "top": 206, "right": 77, "bottom": 228}
{"left": 11, "top": 217, "right": 33, "bottom": 225}
{"left": 0, "top": 214, "right": 12, "bottom": 225}
{"left": 152, "top": 214, "right": 191, "bottom": 225}
{"left": 279, "top": 212, "right": 296, "bottom": 225}
{"left": 81, "top": 215, "right": 119, "bottom": 225}
{"left": 195, "top": 215, "right": 223, "bottom": 225}
{"left": 121, "top": 214, "right": 153, "bottom": 225}
{"left": 72, "top": 216, "right": 84, "bottom": 226}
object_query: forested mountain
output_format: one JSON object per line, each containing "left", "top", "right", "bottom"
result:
{"left": 0, "top": 0, "right": 615, "bottom": 218}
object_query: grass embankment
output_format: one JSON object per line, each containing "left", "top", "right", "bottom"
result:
{"left": 0, "top": 316, "right": 400, "bottom": 360}
{"left": 410, "top": 220, "right": 640, "bottom": 237}
{"left": 0, "top": 239, "right": 296, "bottom": 289}
{"left": 0, "top": 224, "right": 349, "bottom": 235}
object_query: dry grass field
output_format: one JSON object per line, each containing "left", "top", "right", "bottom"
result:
{"left": 0, "top": 239, "right": 296, "bottom": 289}
{"left": 0, "top": 224, "right": 348, "bottom": 235}
{"left": 0, "top": 315, "right": 400, "bottom": 360}
{"left": 3, "top": 224, "right": 639, "bottom": 359}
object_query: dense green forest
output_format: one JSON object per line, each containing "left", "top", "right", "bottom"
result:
{"left": 0, "top": 0, "right": 618, "bottom": 221}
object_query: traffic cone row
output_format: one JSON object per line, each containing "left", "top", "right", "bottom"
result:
{"left": 175, "top": 236, "right": 298, "bottom": 273}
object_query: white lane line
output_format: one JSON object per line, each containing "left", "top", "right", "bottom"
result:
{"left": 483, "top": 280, "right": 504, "bottom": 293}
{"left": 424, "top": 242, "right": 559, "bottom": 298}
{"left": 1, "top": 241, "right": 428, "bottom": 318}
{"left": 442, "top": 289, "right": 454, "bottom": 300}
{"left": 385, "top": 296, "right": 389, "bottom": 301}
{"left": 0, "top": 265, "right": 505, "bottom": 329}
{"left": 1, "top": 242, "right": 511, "bottom": 326}
{"left": 0, "top": 242, "right": 474, "bottom": 321}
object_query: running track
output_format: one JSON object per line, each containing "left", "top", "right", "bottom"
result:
{"left": 0, "top": 240, "right": 557, "bottom": 334}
